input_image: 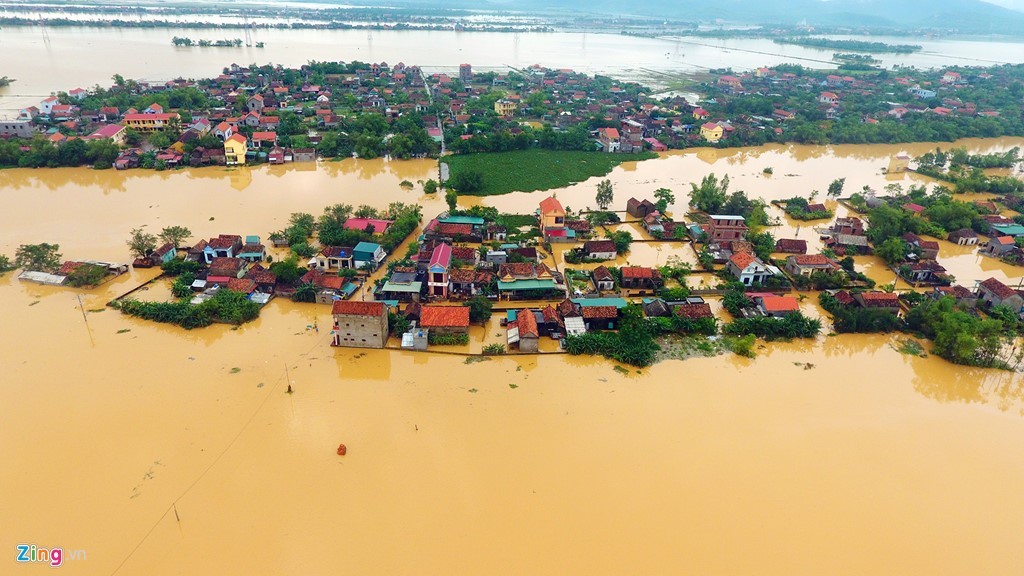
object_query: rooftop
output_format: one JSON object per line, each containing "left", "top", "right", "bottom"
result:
{"left": 420, "top": 305, "right": 470, "bottom": 328}
{"left": 332, "top": 300, "right": 386, "bottom": 316}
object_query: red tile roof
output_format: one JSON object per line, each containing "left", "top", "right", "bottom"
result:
{"left": 775, "top": 238, "right": 807, "bottom": 253}
{"left": 208, "top": 234, "right": 241, "bottom": 249}
{"left": 858, "top": 292, "right": 900, "bottom": 307}
{"left": 301, "top": 270, "right": 344, "bottom": 290}
{"left": 674, "top": 303, "right": 713, "bottom": 319}
{"left": 584, "top": 240, "right": 616, "bottom": 254}
{"left": 542, "top": 305, "right": 562, "bottom": 326}
{"left": 450, "top": 246, "right": 477, "bottom": 261}
{"left": 420, "top": 305, "right": 470, "bottom": 328}
{"left": 791, "top": 254, "right": 837, "bottom": 267}
{"left": 979, "top": 277, "right": 1016, "bottom": 299}
{"left": 516, "top": 308, "right": 539, "bottom": 337}
{"left": 437, "top": 222, "right": 473, "bottom": 236}
{"left": 344, "top": 218, "right": 392, "bottom": 233}
{"left": 834, "top": 290, "right": 855, "bottom": 305}
{"left": 209, "top": 257, "right": 245, "bottom": 277}
{"left": 58, "top": 261, "right": 84, "bottom": 275}
{"left": 582, "top": 306, "right": 619, "bottom": 319}
{"left": 760, "top": 295, "right": 800, "bottom": 313}
{"left": 226, "top": 278, "right": 256, "bottom": 294}
{"left": 729, "top": 252, "right": 757, "bottom": 270}
{"left": 621, "top": 266, "right": 659, "bottom": 279}
{"left": 539, "top": 196, "right": 564, "bottom": 214}
{"left": 332, "top": 300, "right": 386, "bottom": 316}
{"left": 244, "top": 264, "right": 277, "bottom": 285}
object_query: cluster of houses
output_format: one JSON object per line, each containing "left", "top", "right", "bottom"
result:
{"left": 688, "top": 67, "right": 1007, "bottom": 144}
{"left": 176, "top": 234, "right": 276, "bottom": 305}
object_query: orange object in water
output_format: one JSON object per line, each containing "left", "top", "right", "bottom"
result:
{"left": 336, "top": 444, "right": 347, "bottom": 456}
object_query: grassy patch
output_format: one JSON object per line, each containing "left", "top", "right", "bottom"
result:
{"left": 445, "top": 149, "right": 656, "bottom": 196}
{"left": 894, "top": 338, "right": 927, "bottom": 357}
{"left": 464, "top": 356, "right": 491, "bottom": 364}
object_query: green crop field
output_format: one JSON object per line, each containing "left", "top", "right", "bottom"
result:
{"left": 444, "top": 149, "right": 657, "bottom": 196}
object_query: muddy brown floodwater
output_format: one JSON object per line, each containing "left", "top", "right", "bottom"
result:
{"left": 3, "top": 139, "right": 1024, "bottom": 575}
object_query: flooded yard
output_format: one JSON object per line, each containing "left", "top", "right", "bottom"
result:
{"left": 3, "top": 138, "right": 1024, "bottom": 574}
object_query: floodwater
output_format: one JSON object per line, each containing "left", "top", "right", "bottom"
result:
{"left": 4, "top": 138, "right": 1024, "bottom": 575}
{"left": 3, "top": 26, "right": 1024, "bottom": 114}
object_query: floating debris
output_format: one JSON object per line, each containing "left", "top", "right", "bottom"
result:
{"left": 336, "top": 444, "right": 347, "bottom": 456}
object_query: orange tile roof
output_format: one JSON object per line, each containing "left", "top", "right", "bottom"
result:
{"left": 729, "top": 252, "right": 757, "bottom": 270}
{"left": 516, "top": 308, "right": 539, "bottom": 337}
{"left": 539, "top": 196, "right": 564, "bottom": 214}
{"left": 332, "top": 301, "right": 386, "bottom": 316}
{"left": 420, "top": 305, "right": 470, "bottom": 328}
{"left": 760, "top": 295, "right": 799, "bottom": 313}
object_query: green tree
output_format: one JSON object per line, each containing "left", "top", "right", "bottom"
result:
{"left": 595, "top": 179, "right": 614, "bottom": 210}
{"left": 269, "top": 255, "right": 306, "bottom": 286}
{"left": 689, "top": 173, "right": 729, "bottom": 213}
{"left": 445, "top": 188, "right": 459, "bottom": 211}
{"left": 653, "top": 187, "right": 675, "bottom": 212}
{"left": 15, "top": 243, "right": 62, "bottom": 273}
{"left": 158, "top": 225, "right": 192, "bottom": 248}
{"left": 467, "top": 296, "right": 493, "bottom": 324}
{"left": 0, "top": 255, "right": 15, "bottom": 274}
{"left": 875, "top": 238, "right": 909, "bottom": 265}
{"left": 448, "top": 169, "right": 484, "bottom": 193}
{"left": 126, "top": 227, "right": 158, "bottom": 259}
{"left": 609, "top": 230, "right": 632, "bottom": 255}
{"left": 827, "top": 177, "right": 846, "bottom": 197}
{"left": 292, "top": 282, "right": 318, "bottom": 303}
{"left": 423, "top": 179, "right": 438, "bottom": 194}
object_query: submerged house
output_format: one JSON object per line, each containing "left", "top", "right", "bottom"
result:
{"left": 331, "top": 301, "right": 389, "bottom": 349}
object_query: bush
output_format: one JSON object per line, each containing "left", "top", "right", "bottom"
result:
{"left": 482, "top": 343, "right": 506, "bottom": 355}
{"left": 65, "top": 263, "right": 109, "bottom": 287}
{"left": 115, "top": 288, "right": 260, "bottom": 329}
{"left": 723, "top": 312, "right": 821, "bottom": 339}
{"left": 389, "top": 311, "right": 411, "bottom": 335}
{"left": 563, "top": 305, "right": 659, "bottom": 367}
{"left": 819, "top": 292, "right": 903, "bottom": 333}
{"left": 161, "top": 258, "right": 202, "bottom": 276}
{"left": 428, "top": 332, "right": 470, "bottom": 346}
{"left": 171, "top": 273, "right": 195, "bottom": 298}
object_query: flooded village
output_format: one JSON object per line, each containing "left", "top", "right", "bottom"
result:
{"left": 4, "top": 21, "right": 1024, "bottom": 576}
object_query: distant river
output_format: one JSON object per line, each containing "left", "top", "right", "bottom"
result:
{"left": 2, "top": 26, "right": 1023, "bottom": 114}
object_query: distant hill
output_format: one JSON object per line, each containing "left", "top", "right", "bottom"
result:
{"left": 400, "top": 0, "right": 1024, "bottom": 34}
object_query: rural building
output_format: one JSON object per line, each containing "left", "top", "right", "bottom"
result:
{"left": 331, "top": 301, "right": 389, "bottom": 349}
{"left": 582, "top": 240, "right": 617, "bottom": 260}
{"left": 728, "top": 252, "right": 774, "bottom": 286}
{"left": 976, "top": 277, "right": 1024, "bottom": 312}
{"left": 224, "top": 134, "right": 248, "bottom": 165}
{"left": 419, "top": 305, "right": 470, "bottom": 335}
{"left": 707, "top": 215, "right": 747, "bottom": 241}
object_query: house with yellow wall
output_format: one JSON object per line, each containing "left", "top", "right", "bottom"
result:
{"left": 494, "top": 99, "right": 518, "bottom": 116}
{"left": 539, "top": 195, "right": 568, "bottom": 241}
{"left": 224, "top": 134, "right": 248, "bottom": 166}
{"left": 121, "top": 112, "right": 180, "bottom": 132}
{"left": 700, "top": 122, "right": 724, "bottom": 143}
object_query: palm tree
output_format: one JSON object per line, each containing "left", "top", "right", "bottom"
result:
{"left": 292, "top": 282, "right": 318, "bottom": 303}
